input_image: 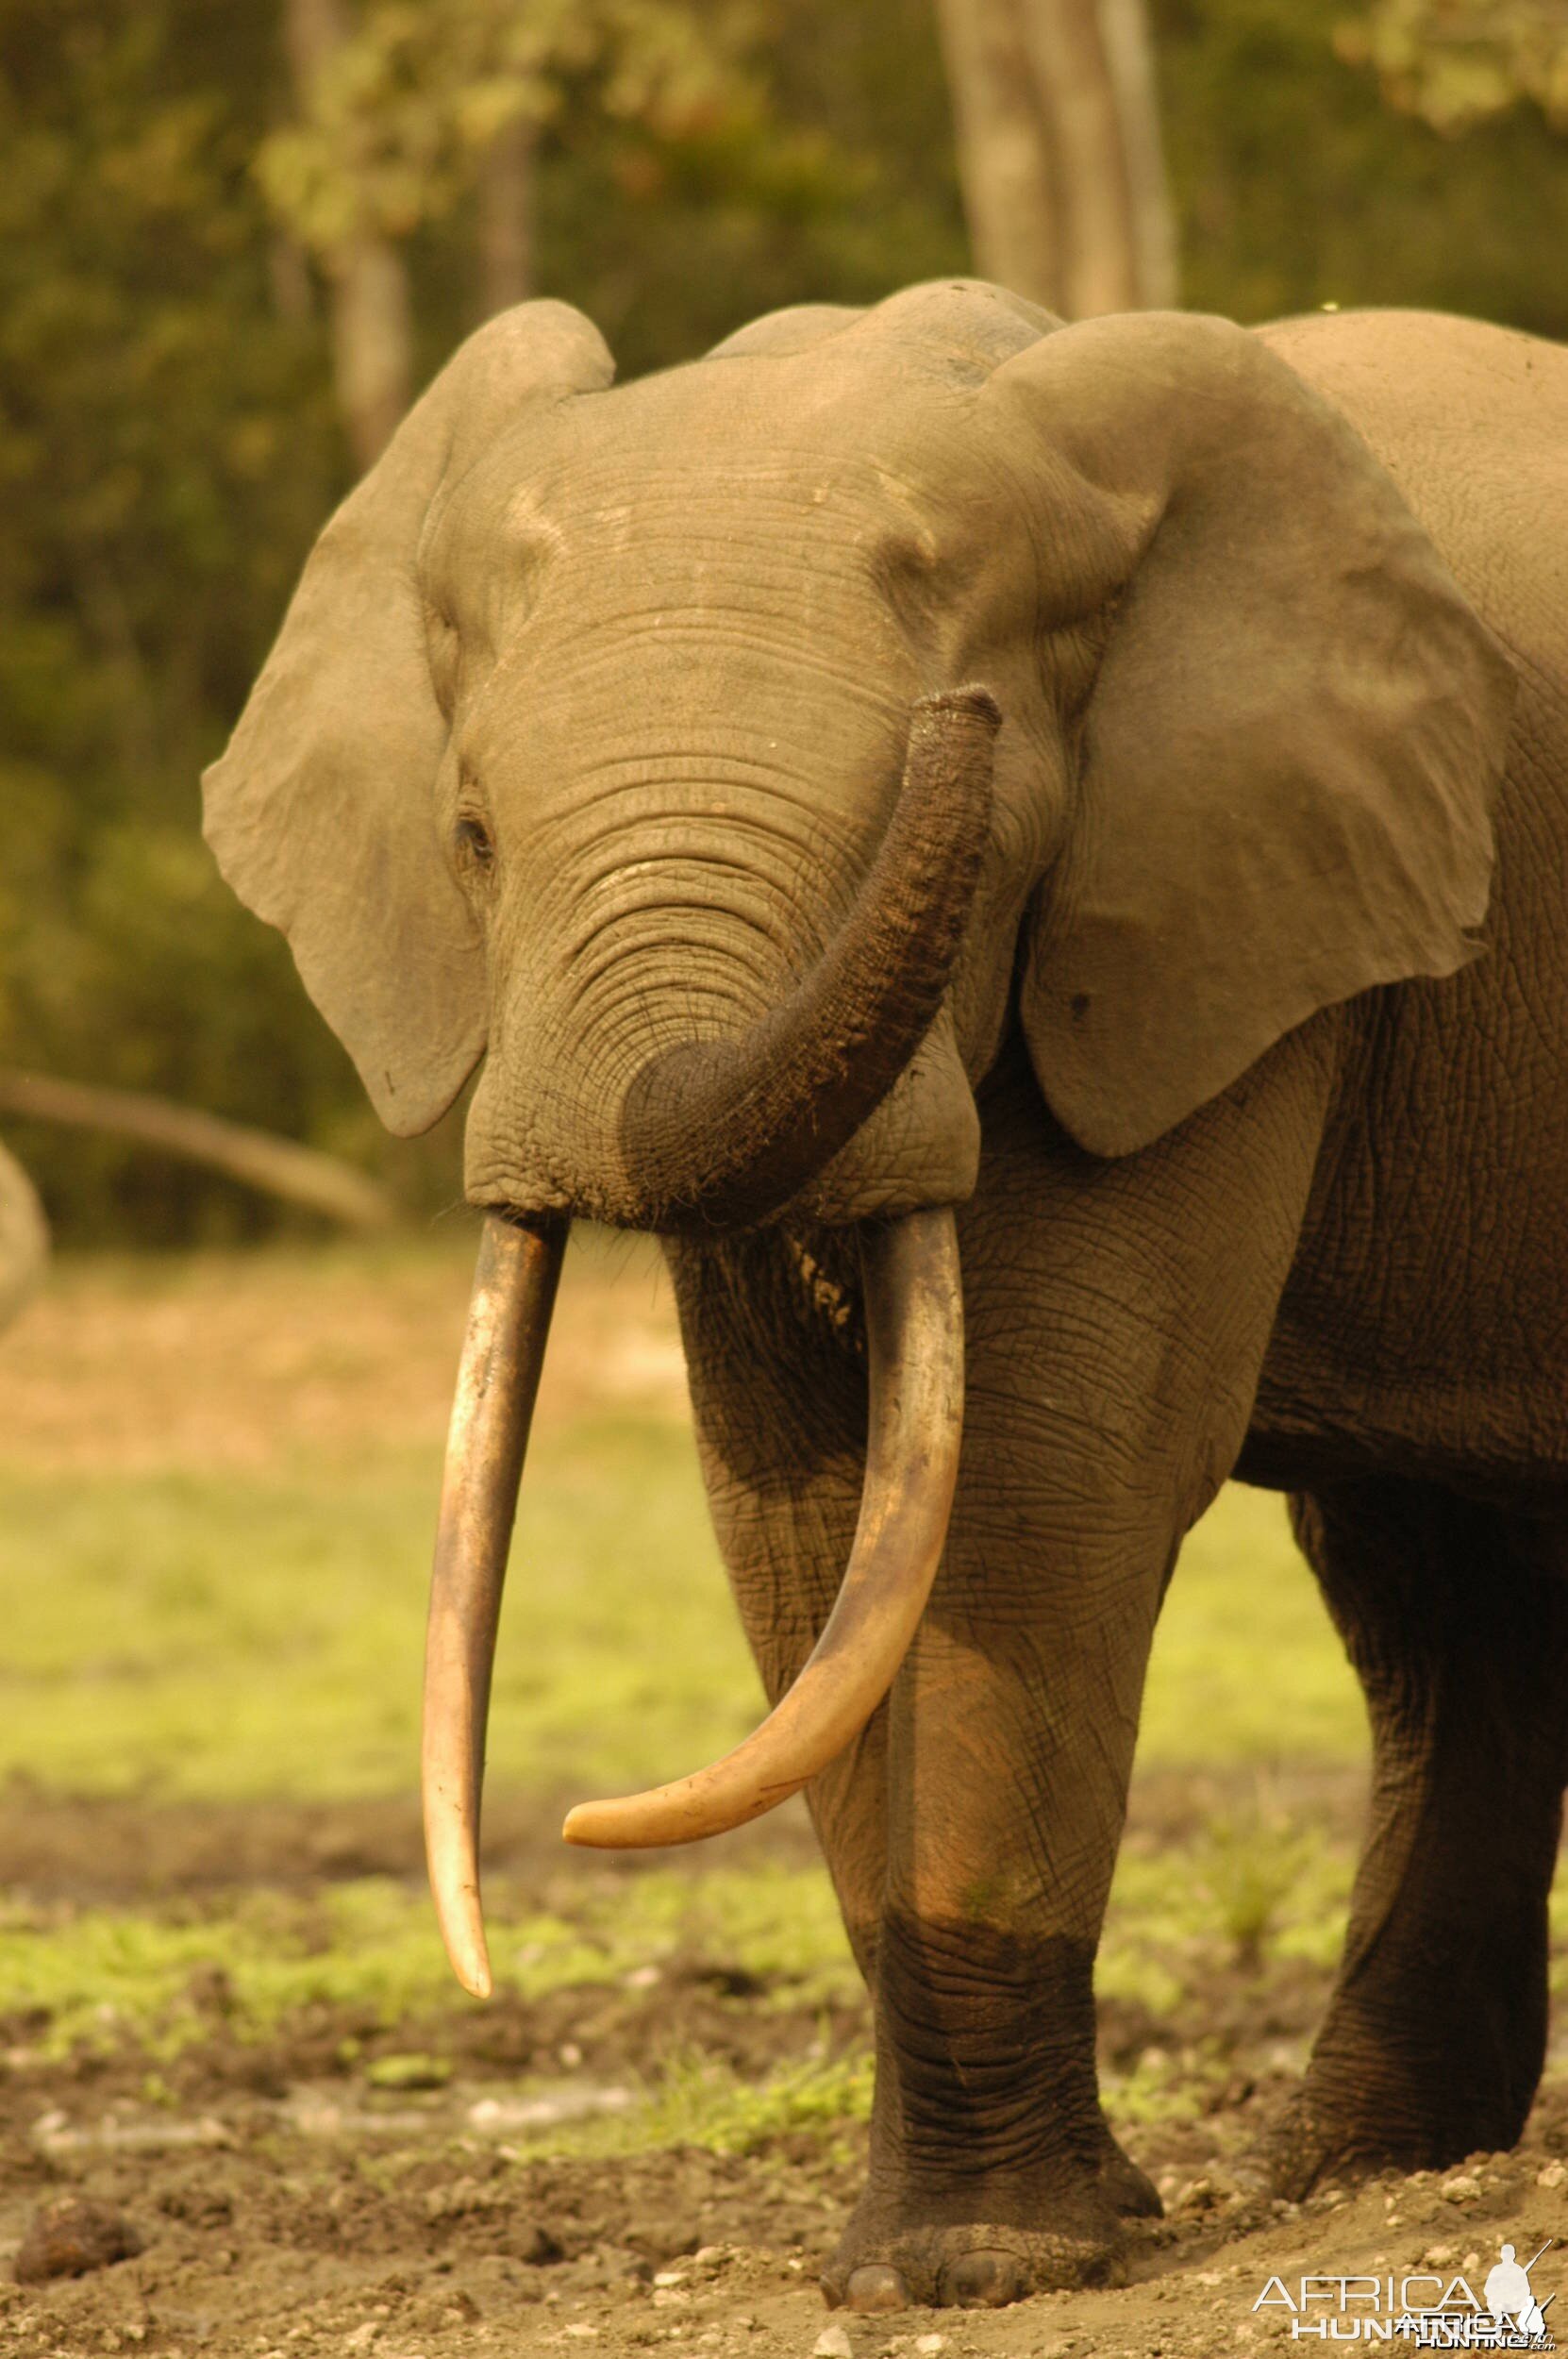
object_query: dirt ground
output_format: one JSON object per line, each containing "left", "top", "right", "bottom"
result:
{"left": 1, "top": 1245, "right": 1564, "bottom": 2355}
{"left": 2, "top": 1779, "right": 1564, "bottom": 2359}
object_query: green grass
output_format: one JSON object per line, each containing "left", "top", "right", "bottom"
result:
{"left": 0, "top": 1245, "right": 1410, "bottom": 2162}
{"left": 0, "top": 1863, "right": 859, "bottom": 2063}
{"left": 0, "top": 1418, "right": 757, "bottom": 1800}
{"left": 1143, "top": 1483, "right": 1366, "bottom": 1765}
{"left": 0, "top": 1420, "right": 1366, "bottom": 1802}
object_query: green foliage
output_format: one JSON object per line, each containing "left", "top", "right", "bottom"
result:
{"left": 258, "top": 0, "right": 765, "bottom": 252}
{"left": 6, "top": 0, "right": 1568, "bottom": 1242}
{"left": 624, "top": 2044, "right": 875, "bottom": 2157}
{"left": 0, "top": 0, "right": 354, "bottom": 1240}
{"left": 1157, "top": 0, "right": 1568, "bottom": 331}
{"left": 1336, "top": 0, "right": 1568, "bottom": 137}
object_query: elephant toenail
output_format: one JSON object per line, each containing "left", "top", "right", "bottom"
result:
{"left": 844, "top": 2264, "right": 911, "bottom": 2312}
{"left": 942, "top": 2249, "right": 1026, "bottom": 2307}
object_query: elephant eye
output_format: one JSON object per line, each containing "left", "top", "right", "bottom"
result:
{"left": 454, "top": 813, "right": 495, "bottom": 877}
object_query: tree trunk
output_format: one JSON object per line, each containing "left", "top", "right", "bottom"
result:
{"left": 478, "top": 115, "right": 538, "bottom": 316}
{"left": 933, "top": 0, "right": 1177, "bottom": 317}
{"left": 0, "top": 1073, "right": 399, "bottom": 1232}
{"left": 282, "top": 0, "right": 413, "bottom": 471}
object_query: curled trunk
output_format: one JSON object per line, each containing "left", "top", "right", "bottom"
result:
{"left": 619, "top": 687, "right": 1000, "bottom": 1231}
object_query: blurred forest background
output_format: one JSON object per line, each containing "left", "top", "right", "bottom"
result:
{"left": 4, "top": 0, "right": 1567, "bottom": 1246}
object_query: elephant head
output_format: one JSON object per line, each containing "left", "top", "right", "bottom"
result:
{"left": 203, "top": 281, "right": 1513, "bottom": 1993}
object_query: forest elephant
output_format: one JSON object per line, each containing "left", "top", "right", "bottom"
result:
{"left": 203, "top": 281, "right": 1568, "bottom": 2312}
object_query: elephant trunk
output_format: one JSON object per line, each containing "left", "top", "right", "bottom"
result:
{"left": 618, "top": 687, "right": 1001, "bottom": 1231}
{"left": 422, "top": 1202, "right": 964, "bottom": 1997}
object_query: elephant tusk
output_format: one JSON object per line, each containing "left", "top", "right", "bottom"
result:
{"left": 423, "top": 1210, "right": 567, "bottom": 1999}
{"left": 562, "top": 1205, "right": 963, "bottom": 1849}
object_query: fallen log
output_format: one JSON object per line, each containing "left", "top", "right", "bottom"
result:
{"left": 0, "top": 1070, "right": 398, "bottom": 1233}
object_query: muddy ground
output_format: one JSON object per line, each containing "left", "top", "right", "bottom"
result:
{"left": 2, "top": 1782, "right": 1564, "bottom": 2359}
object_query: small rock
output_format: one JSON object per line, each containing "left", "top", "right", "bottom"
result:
{"left": 1442, "top": 2175, "right": 1479, "bottom": 2203}
{"left": 1424, "top": 2245, "right": 1456, "bottom": 2267}
{"left": 813, "top": 2330, "right": 854, "bottom": 2359}
{"left": 14, "top": 2198, "right": 142, "bottom": 2284}
{"left": 1538, "top": 2160, "right": 1566, "bottom": 2190}
{"left": 915, "top": 2337, "right": 947, "bottom": 2354}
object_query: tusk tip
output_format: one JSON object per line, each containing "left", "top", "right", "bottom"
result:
{"left": 453, "top": 1949, "right": 493, "bottom": 2000}
{"left": 436, "top": 1912, "right": 494, "bottom": 1999}
{"left": 560, "top": 1800, "right": 608, "bottom": 1848}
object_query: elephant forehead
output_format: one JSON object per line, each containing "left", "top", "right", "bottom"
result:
{"left": 433, "top": 350, "right": 1010, "bottom": 589}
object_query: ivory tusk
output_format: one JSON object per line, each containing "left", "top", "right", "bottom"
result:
{"left": 423, "top": 1211, "right": 566, "bottom": 1998}
{"left": 562, "top": 1205, "right": 963, "bottom": 1849}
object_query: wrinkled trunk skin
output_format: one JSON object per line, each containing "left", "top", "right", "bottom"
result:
{"left": 459, "top": 567, "right": 987, "bottom": 1232}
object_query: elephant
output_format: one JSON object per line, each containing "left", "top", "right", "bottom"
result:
{"left": 201, "top": 278, "right": 1568, "bottom": 2313}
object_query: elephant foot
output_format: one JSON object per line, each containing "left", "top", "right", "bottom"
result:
{"left": 1266, "top": 2078, "right": 1519, "bottom": 2203}
{"left": 821, "top": 2141, "right": 1161, "bottom": 2312}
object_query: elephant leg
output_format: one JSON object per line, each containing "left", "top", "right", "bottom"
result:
{"left": 665, "top": 1228, "right": 892, "bottom": 1977}
{"left": 670, "top": 1213, "right": 1166, "bottom": 2300}
{"left": 672, "top": 1022, "right": 1338, "bottom": 2313}
{"left": 814, "top": 1024, "right": 1339, "bottom": 2313}
{"left": 1273, "top": 1479, "right": 1568, "bottom": 2197}
{"left": 818, "top": 1346, "right": 1172, "bottom": 2312}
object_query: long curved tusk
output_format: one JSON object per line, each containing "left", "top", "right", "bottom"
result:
{"left": 562, "top": 1205, "right": 963, "bottom": 1849}
{"left": 423, "top": 1211, "right": 567, "bottom": 1998}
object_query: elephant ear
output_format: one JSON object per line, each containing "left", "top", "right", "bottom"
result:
{"left": 991, "top": 310, "right": 1515, "bottom": 1159}
{"left": 202, "top": 301, "right": 613, "bottom": 1136}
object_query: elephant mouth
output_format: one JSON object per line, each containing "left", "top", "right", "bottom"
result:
{"left": 421, "top": 689, "right": 998, "bottom": 1999}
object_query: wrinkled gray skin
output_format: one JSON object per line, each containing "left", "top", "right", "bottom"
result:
{"left": 204, "top": 282, "right": 1568, "bottom": 2310}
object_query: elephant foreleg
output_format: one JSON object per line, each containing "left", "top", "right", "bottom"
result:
{"left": 664, "top": 1230, "right": 892, "bottom": 1978}
{"left": 828, "top": 1546, "right": 1172, "bottom": 2311}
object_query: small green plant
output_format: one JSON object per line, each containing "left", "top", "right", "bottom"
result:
{"left": 1199, "top": 1791, "right": 1326, "bottom": 1968}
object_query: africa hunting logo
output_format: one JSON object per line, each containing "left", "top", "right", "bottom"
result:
{"left": 1252, "top": 2240, "right": 1556, "bottom": 2347}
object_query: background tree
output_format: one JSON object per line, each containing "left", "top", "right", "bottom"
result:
{"left": 4, "top": 0, "right": 1567, "bottom": 1244}
{"left": 280, "top": 0, "right": 413, "bottom": 469}
{"left": 933, "top": 0, "right": 1177, "bottom": 313}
